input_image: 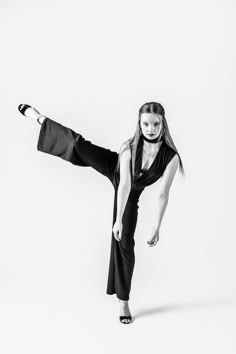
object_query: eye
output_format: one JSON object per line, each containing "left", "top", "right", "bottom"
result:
{"left": 154, "top": 122, "right": 160, "bottom": 126}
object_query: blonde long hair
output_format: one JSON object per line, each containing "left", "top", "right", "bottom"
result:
{"left": 115, "top": 102, "right": 185, "bottom": 181}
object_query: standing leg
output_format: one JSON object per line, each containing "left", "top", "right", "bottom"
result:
{"left": 107, "top": 191, "right": 143, "bottom": 323}
{"left": 107, "top": 191, "right": 140, "bottom": 301}
{"left": 37, "top": 117, "right": 119, "bottom": 184}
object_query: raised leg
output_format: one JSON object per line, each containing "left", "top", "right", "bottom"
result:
{"left": 37, "top": 117, "right": 119, "bottom": 184}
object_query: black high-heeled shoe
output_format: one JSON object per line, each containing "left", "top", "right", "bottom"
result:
{"left": 18, "top": 104, "right": 44, "bottom": 125}
{"left": 119, "top": 315, "right": 132, "bottom": 324}
{"left": 18, "top": 104, "right": 31, "bottom": 115}
{"left": 119, "top": 299, "right": 132, "bottom": 324}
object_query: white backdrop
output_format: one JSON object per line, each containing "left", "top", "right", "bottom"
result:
{"left": 1, "top": 0, "right": 235, "bottom": 353}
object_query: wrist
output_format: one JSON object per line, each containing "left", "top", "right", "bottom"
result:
{"left": 152, "top": 225, "right": 160, "bottom": 233}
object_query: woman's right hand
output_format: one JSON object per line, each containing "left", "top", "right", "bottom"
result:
{"left": 112, "top": 220, "right": 123, "bottom": 242}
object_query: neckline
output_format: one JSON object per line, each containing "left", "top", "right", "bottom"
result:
{"left": 139, "top": 139, "right": 164, "bottom": 175}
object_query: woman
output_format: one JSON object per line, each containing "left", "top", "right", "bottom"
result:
{"left": 18, "top": 101, "right": 184, "bottom": 324}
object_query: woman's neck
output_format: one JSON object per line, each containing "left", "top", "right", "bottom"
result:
{"left": 142, "top": 138, "right": 163, "bottom": 153}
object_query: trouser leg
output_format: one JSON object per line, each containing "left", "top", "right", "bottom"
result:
{"left": 37, "top": 117, "right": 119, "bottom": 184}
{"left": 107, "top": 191, "right": 139, "bottom": 301}
{"left": 36, "top": 116, "right": 139, "bottom": 300}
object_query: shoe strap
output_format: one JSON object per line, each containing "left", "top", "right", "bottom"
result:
{"left": 37, "top": 114, "right": 46, "bottom": 125}
{"left": 120, "top": 316, "right": 132, "bottom": 319}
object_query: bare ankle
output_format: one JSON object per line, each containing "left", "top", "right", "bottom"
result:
{"left": 37, "top": 115, "right": 46, "bottom": 125}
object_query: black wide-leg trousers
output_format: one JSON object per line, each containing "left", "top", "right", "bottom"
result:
{"left": 37, "top": 117, "right": 141, "bottom": 301}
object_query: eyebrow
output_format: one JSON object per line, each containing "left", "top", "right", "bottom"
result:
{"left": 142, "top": 120, "right": 160, "bottom": 123}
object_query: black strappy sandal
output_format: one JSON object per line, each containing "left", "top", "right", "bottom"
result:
{"left": 119, "top": 315, "right": 132, "bottom": 324}
{"left": 18, "top": 104, "right": 45, "bottom": 125}
{"left": 119, "top": 300, "right": 132, "bottom": 324}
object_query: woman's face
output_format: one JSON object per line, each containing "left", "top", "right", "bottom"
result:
{"left": 140, "top": 113, "right": 163, "bottom": 140}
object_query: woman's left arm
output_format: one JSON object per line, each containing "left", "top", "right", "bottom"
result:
{"left": 148, "top": 154, "right": 179, "bottom": 247}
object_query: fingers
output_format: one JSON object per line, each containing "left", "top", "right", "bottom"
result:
{"left": 113, "top": 227, "right": 122, "bottom": 242}
{"left": 116, "top": 234, "right": 121, "bottom": 241}
{"left": 113, "top": 231, "right": 121, "bottom": 242}
{"left": 147, "top": 238, "right": 158, "bottom": 247}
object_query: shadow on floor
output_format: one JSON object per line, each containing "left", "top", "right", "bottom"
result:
{"left": 133, "top": 295, "right": 235, "bottom": 321}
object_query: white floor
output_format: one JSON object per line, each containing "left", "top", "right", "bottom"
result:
{"left": 0, "top": 275, "right": 235, "bottom": 354}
